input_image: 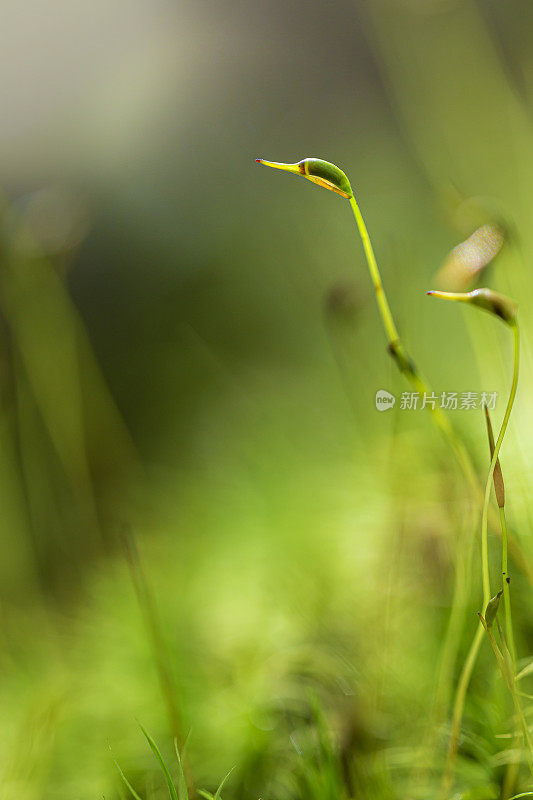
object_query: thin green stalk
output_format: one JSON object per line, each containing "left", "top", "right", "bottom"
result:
{"left": 440, "top": 623, "right": 484, "bottom": 800}
{"left": 499, "top": 502, "right": 518, "bottom": 793}
{"left": 347, "top": 196, "right": 477, "bottom": 489}
{"left": 350, "top": 191, "right": 533, "bottom": 596}
{"left": 258, "top": 156, "right": 530, "bottom": 797}
{"left": 348, "top": 196, "right": 399, "bottom": 345}
{"left": 349, "top": 191, "right": 525, "bottom": 797}
{"left": 500, "top": 505, "right": 516, "bottom": 666}
{"left": 484, "top": 625, "right": 533, "bottom": 776}
{"left": 440, "top": 320, "right": 520, "bottom": 797}
{"left": 348, "top": 193, "right": 521, "bottom": 793}
{"left": 258, "top": 158, "right": 533, "bottom": 589}
{"left": 480, "top": 324, "right": 520, "bottom": 609}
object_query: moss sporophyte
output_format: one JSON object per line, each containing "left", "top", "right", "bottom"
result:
{"left": 257, "top": 156, "right": 532, "bottom": 791}
{"left": 255, "top": 158, "right": 353, "bottom": 199}
{"left": 427, "top": 287, "right": 533, "bottom": 788}
{"left": 256, "top": 156, "right": 481, "bottom": 490}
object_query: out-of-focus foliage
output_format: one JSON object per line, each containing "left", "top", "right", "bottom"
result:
{"left": 1, "top": 1, "right": 533, "bottom": 799}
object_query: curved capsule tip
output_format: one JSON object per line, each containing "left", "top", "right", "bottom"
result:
{"left": 256, "top": 157, "right": 352, "bottom": 199}
{"left": 427, "top": 288, "right": 517, "bottom": 326}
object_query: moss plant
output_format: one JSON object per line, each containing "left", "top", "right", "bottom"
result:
{"left": 427, "top": 289, "right": 518, "bottom": 612}
{"left": 255, "top": 157, "right": 532, "bottom": 590}
{"left": 256, "top": 156, "right": 512, "bottom": 737}
{"left": 256, "top": 157, "right": 477, "bottom": 486}
{"left": 256, "top": 158, "right": 531, "bottom": 797}
{"left": 256, "top": 157, "right": 530, "bottom": 586}
{"left": 427, "top": 287, "right": 530, "bottom": 793}
{"left": 256, "top": 157, "right": 532, "bottom": 796}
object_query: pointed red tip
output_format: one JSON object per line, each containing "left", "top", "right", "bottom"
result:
{"left": 427, "top": 290, "right": 435, "bottom": 295}
{"left": 255, "top": 158, "right": 262, "bottom": 163}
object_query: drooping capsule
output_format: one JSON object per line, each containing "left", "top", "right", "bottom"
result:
{"left": 435, "top": 223, "right": 505, "bottom": 291}
{"left": 256, "top": 157, "right": 353, "bottom": 199}
{"left": 426, "top": 288, "right": 517, "bottom": 326}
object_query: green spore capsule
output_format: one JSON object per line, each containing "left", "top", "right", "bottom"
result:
{"left": 256, "top": 157, "right": 353, "bottom": 199}
{"left": 426, "top": 288, "right": 517, "bottom": 326}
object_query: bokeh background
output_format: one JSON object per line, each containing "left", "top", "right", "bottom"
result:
{"left": 2, "top": 0, "right": 533, "bottom": 798}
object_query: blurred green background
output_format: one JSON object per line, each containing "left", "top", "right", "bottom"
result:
{"left": 1, "top": 0, "right": 533, "bottom": 798}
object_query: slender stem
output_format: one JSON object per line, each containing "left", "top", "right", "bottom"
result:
{"left": 441, "top": 323, "right": 520, "bottom": 797}
{"left": 347, "top": 196, "right": 477, "bottom": 489}
{"left": 486, "top": 626, "right": 533, "bottom": 776}
{"left": 480, "top": 324, "right": 520, "bottom": 609}
{"left": 348, "top": 196, "right": 399, "bottom": 344}
{"left": 440, "top": 624, "right": 484, "bottom": 800}
{"left": 347, "top": 196, "right": 533, "bottom": 600}
{"left": 347, "top": 192, "right": 526, "bottom": 793}
{"left": 500, "top": 505, "right": 516, "bottom": 665}
{"left": 499, "top": 502, "right": 519, "bottom": 795}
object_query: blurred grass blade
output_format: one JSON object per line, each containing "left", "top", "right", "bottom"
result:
{"left": 125, "top": 535, "right": 184, "bottom": 747}
{"left": 197, "top": 767, "right": 235, "bottom": 800}
{"left": 214, "top": 766, "right": 235, "bottom": 800}
{"left": 140, "top": 724, "right": 178, "bottom": 800}
{"left": 496, "top": 620, "right": 514, "bottom": 684}
{"left": 173, "top": 737, "right": 189, "bottom": 800}
{"left": 516, "top": 662, "right": 533, "bottom": 682}
{"left": 113, "top": 759, "right": 144, "bottom": 800}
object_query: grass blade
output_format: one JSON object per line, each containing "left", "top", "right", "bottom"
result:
{"left": 173, "top": 736, "right": 189, "bottom": 800}
{"left": 516, "top": 662, "right": 533, "bottom": 682}
{"left": 139, "top": 723, "right": 178, "bottom": 800}
{"left": 113, "top": 758, "right": 144, "bottom": 800}
{"left": 214, "top": 766, "right": 235, "bottom": 800}
{"left": 508, "top": 793, "right": 533, "bottom": 799}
